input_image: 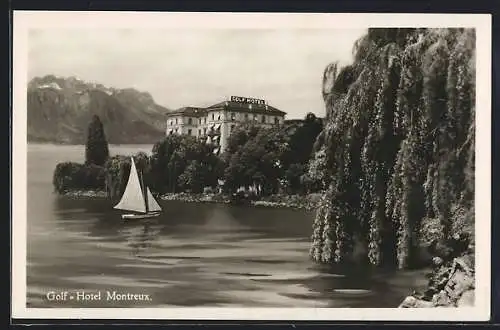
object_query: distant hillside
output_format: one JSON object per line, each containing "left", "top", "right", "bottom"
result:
{"left": 27, "top": 75, "right": 169, "bottom": 144}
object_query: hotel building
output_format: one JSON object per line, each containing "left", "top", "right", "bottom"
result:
{"left": 165, "top": 96, "right": 287, "bottom": 154}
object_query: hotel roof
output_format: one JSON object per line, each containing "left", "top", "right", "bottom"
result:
{"left": 166, "top": 99, "right": 286, "bottom": 117}
{"left": 166, "top": 106, "right": 206, "bottom": 116}
{"left": 207, "top": 101, "right": 286, "bottom": 116}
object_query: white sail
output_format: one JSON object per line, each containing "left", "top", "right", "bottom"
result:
{"left": 114, "top": 157, "right": 147, "bottom": 213}
{"left": 146, "top": 186, "right": 162, "bottom": 212}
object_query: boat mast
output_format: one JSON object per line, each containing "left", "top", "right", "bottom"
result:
{"left": 139, "top": 165, "right": 149, "bottom": 213}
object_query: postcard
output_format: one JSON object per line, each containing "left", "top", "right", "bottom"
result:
{"left": 11, "top": 11, "right": 491, "bottom": 321}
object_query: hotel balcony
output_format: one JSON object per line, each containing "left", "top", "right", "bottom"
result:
{"left": 200, "top": 123, "right": 221, "bottom": 155}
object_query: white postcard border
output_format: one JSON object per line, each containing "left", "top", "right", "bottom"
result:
{"left": 12, "top": 11, "right": 492, "bottom": 321}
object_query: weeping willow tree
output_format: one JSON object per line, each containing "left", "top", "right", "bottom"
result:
{"left": 310, "top": 28, "right": 475, "bottom": 269}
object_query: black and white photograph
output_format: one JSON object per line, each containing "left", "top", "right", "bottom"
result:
{"left": 11, "top": 12, "right": 491, "bottom": 321}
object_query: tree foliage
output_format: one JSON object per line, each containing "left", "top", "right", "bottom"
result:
{"left": 222, "top": 114, "right": 323, "bottom": 195}
{"left": 104, "top": 152, "right": 151, "bottom": 200}
{"left": 149, "top": 135, "right": 224, "bottom": 194}
{"left": 55, "top": 134, "right": 224, "bottom": 198}
{"left": 53, "top": 162, "right": 106, "bottom": 193}
{"left": 310, "top": 28, "right": 476, "bottom": 269}
{"left": 223, "top": 125, "right": 286, "bottom": 194}
{"left": 85, "top": 115, "right": 110, "bottom": 166}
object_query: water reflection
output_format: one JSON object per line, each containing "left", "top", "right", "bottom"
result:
{"left": 121, "top": 222, "right": 162, "bottom": 255}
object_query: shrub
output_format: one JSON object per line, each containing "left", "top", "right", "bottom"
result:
{"left": 52, "top": 161, "right": 105, "bottom": 193}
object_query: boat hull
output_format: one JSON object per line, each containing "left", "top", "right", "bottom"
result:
{"left": 122, "top": 212, "right": 161, "bottom": 220}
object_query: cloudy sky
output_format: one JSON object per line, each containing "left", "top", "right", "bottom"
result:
{"left": 28, "top": 28, "right": 366, "bottom": 119}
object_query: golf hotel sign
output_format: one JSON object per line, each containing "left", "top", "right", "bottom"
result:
{"left": 231, "top": 96, "right": 266, "bottom": 105}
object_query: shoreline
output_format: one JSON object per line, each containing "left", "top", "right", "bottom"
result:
{"left": 160, "top": 192, "right": 322, "bottom": 211}
{"left": 29, "top": 142, "right": 155, "bottom": 147}
{"left": 59, "top": 190, "right": 108, "bottom": 198}
{"left": 58, "top": 190, "right": 322, "bottom": 211}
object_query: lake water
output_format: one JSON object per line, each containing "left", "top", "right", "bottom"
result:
{"left": 26, "top": 144, "right": 428, "bottom": 308}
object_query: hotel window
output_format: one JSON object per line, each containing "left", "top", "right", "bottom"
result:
{"left": 204, "top": 128, "right": 207, "bottom": 135}
{"left": 274, "top": 117, "right": 279, "bottom": 125}
{"left": 212, "top": 113, "right": 215, "bottom": 120}
{"left": 204, "top": 118, "right": 207, "bottom": 124}
{"left": 175, "top": 118, "right": 178, "bottom": 125}
{"left": 217, "top": 114, "right": 221, "bottom": 121}
{"left": 261, "top": 115, "right": 266, "bottom": 123}
{"left": 231, "top": 112, "right": 236, "bottom": 121}
{"left": 188, "top": 118, "right": 193, "bottom": 125}
{"left": 198, "top": 129, "right": 201, "bottom": 136}
{"left": 199, "top": 118, "right": 202, "bottom": 124}
{"left": 188, "top": 129, "right": 192, "bottom": 135}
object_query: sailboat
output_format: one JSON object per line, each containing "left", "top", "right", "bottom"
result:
{"left": 114, "top": 157, "right": 162, "bottom": 220}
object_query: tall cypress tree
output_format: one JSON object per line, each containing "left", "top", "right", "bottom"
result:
{"left": 85, "top": 115, "right": 109, "bottom": 166}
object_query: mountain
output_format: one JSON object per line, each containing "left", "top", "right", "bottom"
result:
{"left": 27, "top": 75, "right": 169, "bottom": 144}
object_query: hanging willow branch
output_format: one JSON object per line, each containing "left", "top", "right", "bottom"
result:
{"left": 310, "top": 28, "right": 475, "bottom": 269}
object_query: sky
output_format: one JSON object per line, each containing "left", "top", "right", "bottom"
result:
{"left": 28, "top": 28, "right": 366, "bottom": 119}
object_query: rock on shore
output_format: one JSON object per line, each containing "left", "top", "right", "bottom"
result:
{"left": 59, "top": 190, "right": 107, "bottom": 198}
{"left": 399, "top": 253, "right": 475, "bottom": 308}
{"left": 160, "top": 192, "right": 229, "bottom": 204}
{"left": 160, "top": 192, "right": 322, "bottom": 210}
